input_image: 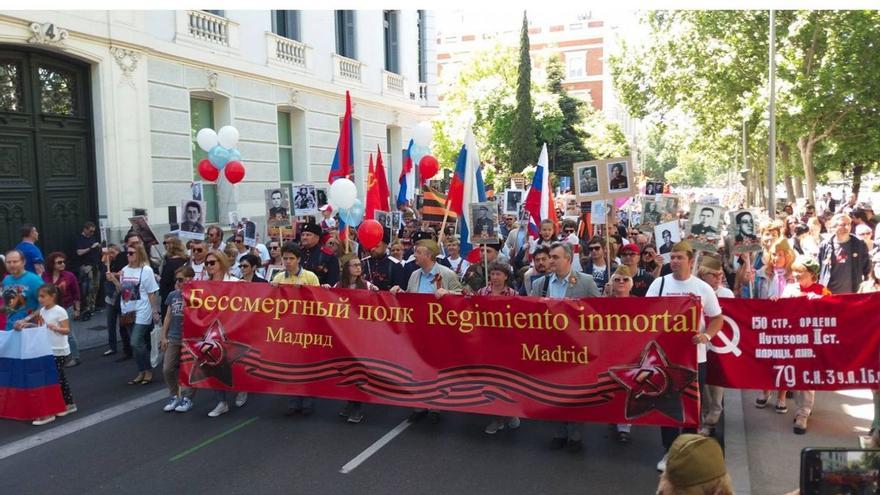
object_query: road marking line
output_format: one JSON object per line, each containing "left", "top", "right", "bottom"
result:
{"left": 339, "top": 418, "right": 412, "bottom": 474}
{"left": 170, "top": 416, "right": 259, "bottom": 462}
{"left": 0, "top": 389, "right": 167, "bottom": 461}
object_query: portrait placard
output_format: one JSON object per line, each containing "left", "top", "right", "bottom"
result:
{"left": 503, "top": 189, "right": 524, "bottom": 215}
{"left": 574, "top": 163, "right": 600, "bottom": 199}
{"left": 687, "top": 203, "right": 726, "bottom": 252}
{"left": 265, "top": 188, "right": 291, "bottom": 227}
{"left": 291, "top": 184, "right": 319, "bottom": 217}
{"left": 654, "top": 220, "right": 682, "bottom": 263}
{"left": 574, "top": 156, "right": 635, "bottom": 201}
{"left": 468, "top": 201, "right": 499, "bottom": 244}
{"left": 639, "top": 196, "right": 662, "bottom": 232}
{"left": 728, "top": 209, "right": 762, "bottom": 254}
{"left": 128, "top": 216, "right": 159, "bottom": 246}
{"left": 177, "top": 200, "right": 207, "bottom": 240}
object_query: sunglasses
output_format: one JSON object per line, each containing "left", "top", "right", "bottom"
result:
{"left": 192, "top": 248, "right": 204, "bottom": 253}
{"left": 611, "top": 277, "right": 631, "bottom": 283}
{"left": 239, "top": 264, "right": 250, "bottom": 269}
{"left": 126, "top": 251, "right": 136, "bottom": 256}
{"left": 55, "top": 260, "right": 66, "bottom": 264}
{"left": 234, "top": 239, "right": 243, "bottom": 243}
{"left": 564, "top": 229, "right": 575, "bottom": 233}
{"left": 205, "top": 260, "right": 217, "bottom": 266}
{"left": 589, "top": 246, "right": 602, "bottom": 251}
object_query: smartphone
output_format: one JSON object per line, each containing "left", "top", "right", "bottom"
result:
{"left": 801, "top": 448, "right": 880, "bottom": 495}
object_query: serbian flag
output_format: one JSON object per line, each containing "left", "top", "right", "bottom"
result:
{"left": 0, "top": 326, "right": 66, "bottom": 420}
{"left": 327, "top": 91, "right": 353, "bottom": 184}
{"left": 374, "top": 146, "right": 391, "bottom": 212}
{"left": 397, "top": 139, "right": 415, "bottom": 207}
{"left": 524, "top": 144, "right": 557, "bottom": 237}
{"left": 446, "top": 126, "right": 486, "bottom": 262}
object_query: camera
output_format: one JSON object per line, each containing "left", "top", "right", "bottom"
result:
{"left": 801, "top": 448, "right": 880, "bottom": 495}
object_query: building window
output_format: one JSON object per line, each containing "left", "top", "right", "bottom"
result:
{"left": 272, "top": 10, "right": 300, "bottom": 41}
{"left": 567, "top": 53, "right": 585, "bottom": 79}
{"left": 417, "top": 10, "right": 427, "bottom": 83}
{"left": 190, "top": 98, "right": 218, "bottom": 223}
{"left": 335, "top": 10, "right": 356, "bottom": 59}
{"left": 384, "top": 10, "right": 400, "bottom": 74}
{"left": 278, "top": 110, "right": 294, "bottom": 190}
{"left": 203, "top": 10, "right": 224, "bottom": 17}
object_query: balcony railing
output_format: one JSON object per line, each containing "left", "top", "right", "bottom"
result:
{"left": 266, "top": 32, "right": 309, "bottom": 71}
{"left": 383, "top": 70, "right": 404, "bottom": 96}
{"left": 188, "top": 10, "right": 230, "bottom": 46}
{"left": 332, "top": 54, "right": 362, "bottom": 84}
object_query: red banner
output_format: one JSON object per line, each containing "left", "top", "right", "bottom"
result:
{"left": 181, "top": 282, "right": 701, "bottom": 427}
{"left": 709, "top": 294, "right": 880, "bottom": 390}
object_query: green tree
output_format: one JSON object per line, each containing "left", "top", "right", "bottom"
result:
{"left": 509, "top": 10, "right": 537, "bottom": 172}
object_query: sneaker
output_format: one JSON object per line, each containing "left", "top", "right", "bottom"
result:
{"left": 163, "top": 396, "right": 181, "bottom": 412}
{"left": 56, "top": 404, "right": 77, "bottom": 417}
{"left": 103, "top": 349, "right": 116, "bottom": 356}
{"left": 65, "top": 358, "right": 81, "bottom": 368}
{"left": 339, "top": 402, "right": 354, "bottom": 418}
{"left": 793, "top": 414, "right": 809, "bottom": 434}
{"left": 617, "top": 431, "right": 632, "bottom": 444}
{"left": 775, "top": 402, "right": 789, "bottom": 414}
{"left": 32, "top": 415, "right": 56, "bottom": 426}
{"left": 507, "top": 417, "right": 521, "bottom": 430}
{"left": 484, "top": 419, "right": 505, "bottom": 434}
{"left": 208, "top": 401, "right": 229, "bottom": 418}
{"left": 234, "top": 392, "right": 248, "bottom": 408}
{"left": 347, "top": 410, "right": 364, "bottom": 424}
{"left": 174, "top": 397, "right": 194, "bottom": 413}
{"left": 698, "top": 425, "right": 714, "bottom": 437}
{"left": 755, "top": 396, "right": 768, "bottom": 408}
{"left": 657, "top": 453, "right": 669, "bottom": 472}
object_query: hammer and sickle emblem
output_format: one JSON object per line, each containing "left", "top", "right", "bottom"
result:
{"left": 707, "top": 315, "right": 742, "bottom": 357}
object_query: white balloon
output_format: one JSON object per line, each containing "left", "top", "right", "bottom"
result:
{"left": 196, "top": 128, "right": 218, "bottom": 152}
{"left": 328, "top": 178, "right": 358, "bottom": 210}
{"left": 412, "top": 121, "right": 433, "bottom": 147}
{"left": 217, "top": 126, "right": 240, "bottom": 149}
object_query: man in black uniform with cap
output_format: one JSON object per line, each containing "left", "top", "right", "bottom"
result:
{"left": 298, "top": 222, "right": 340, "bottom": 286}
{"left": 362, "top": 227, "right": 396, "bottom": 291}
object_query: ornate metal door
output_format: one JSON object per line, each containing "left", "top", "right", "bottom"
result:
{"left": 0, "top": 47, "right": 95, "bottom": 255}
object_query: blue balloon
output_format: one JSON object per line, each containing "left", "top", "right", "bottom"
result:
{"left": 208, "top": 145, "right": 231, "bottom": 170}
{"left": 338, "top": 198, "right": 365, "bottom": 228}
{"left": 410, "top": 144, "right": 429, "bottom": 166}
{"left": 229, "top": 148, "right": 242, "bottom": 162}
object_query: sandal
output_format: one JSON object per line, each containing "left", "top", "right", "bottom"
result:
{"left": 128, "top": 373, "right": 145, "bottom": 385}
{"left": 140, "top": 372, "right": 153, "bottom": 385}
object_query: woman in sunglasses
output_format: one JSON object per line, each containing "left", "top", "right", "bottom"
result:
{"left": 42, "top": 251, "right": 82, "bottom": 367}
{"left": 238, "top": 254, "right": 267, "bottom": 283}
{"left": 639, "top": 243, "right": 662, "bottom": 278}
{"left": 608, "top": 265, "right": 636, "bottom": 443}
{"left": 106, "top": 244, "right": 160, "bottom": 385}
{"left": 203, "top": 250, "right": 247, "bottom": 417}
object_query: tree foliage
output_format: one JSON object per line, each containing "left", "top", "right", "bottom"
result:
{"left": 545, "top": 55, "right": 591, "bottom": 174}
{"left": 510, "top": 11, "right": 538, "bottom": 172}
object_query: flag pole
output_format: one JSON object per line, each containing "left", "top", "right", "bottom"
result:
{"left": 605, "top": 201, "right": 612, "bottom": 285}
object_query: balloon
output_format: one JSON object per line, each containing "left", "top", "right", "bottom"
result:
{"left": 418, "top": 155, "right": 440, "bottom": 184}
{"left": 208, "top": 145, "right": 231, "bottom": 169}
{"left": 357, "top": 220, "right": 384, "bottom": 250}
{"left": 197, "top": 159, "right": 219, "bottom": 182}
{"left": 413, "top": 121, "right": 433, "bottom": 147}
{"left": 328, "top": 178, "right": 357, "bottom": 210}
{"left": 229, "top": 148, "right": 241, "bottom": 162}
{"left": 196, "top": 128, "right": 218, "bottom": 152}
{"left": 224, "top": 161, "right": 245, "bottom": 184}
{"left": 217, "top": 126, "right": 240, "bottom": 149}
{"left": 338, "top": 199, "right": 365, "bottom": 228}
{"left": 410, "top": 144, "right": 429, "bottom": 167}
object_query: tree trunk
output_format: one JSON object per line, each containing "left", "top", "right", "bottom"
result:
{"left": 852, "top": 163, "right": 864, "bottom": 201}
{"left": 793, "top": 176, "right": 804, "bottom": 198}
{"left": 779, "top": 141, "right": 796, "bottom": 203}
{"left": 797, "top": 135, "right": 817, "bottom": 205}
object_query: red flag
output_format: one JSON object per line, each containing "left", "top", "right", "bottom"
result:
{"left": 374, "top": 146, "right": 391, "bottom": 212}
{"left": 327, "top": 91, "right": 353, "bottom": 184}
{"left": 365, "top": 154, "right": 378, "bottom": 220}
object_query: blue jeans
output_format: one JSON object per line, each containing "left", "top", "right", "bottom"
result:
{"left": 107, "top": 296, "right": 131, "bottom": 354}
{"left": 64, "top": 307, "right": 80, "bottom": 359}
{"left": 129, "top": 323, "right": 152, "bottom": 372}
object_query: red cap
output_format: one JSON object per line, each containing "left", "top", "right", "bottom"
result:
{"left": 619, "top": 243, "right": 640, "bottom": 255}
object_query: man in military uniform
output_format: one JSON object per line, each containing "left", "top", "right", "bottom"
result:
{"left": 361, "top": 228, "right": 395, "bottom": 291}
{"left": 268, "top": 189, "right": 289, "bottom": 221}
{"left": 690, "top": 207, "right": 719, "bottom": 236}
{"left": 473, "top": 205, "right": 495, "bottom": 240}
{"left": 461, "top": 242, "right": 502, "bottom": 293}
{"left": 298, "top": 223, "right": 339, "bottom": 286}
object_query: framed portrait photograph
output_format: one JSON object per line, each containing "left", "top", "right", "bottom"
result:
{"left": 658, "top": 195, "right": 681, "bottom": 221}
{"left": 291, "top": 184, "right": 319, "bottom": 217}
{"left": 519, "top": 203, "right": 531, "bottom": 223}
{"left": 645, "top": 180, "right": 665, "bottom": 196}
{"left": 315, "top": 187, "right": 329, "bottom": 208}
{"left": 177, "top": 200, "right": 206, "bottom": 240}
{"left": 687, "top": 204, "right": 726, "bottom": 252}
{"left": 606, "top": 160, "right": 630, "bottom": 192}
{"left": 128, "top": 216, "right": 159, "bottom": 246}
{"left": 191, "top": 181, "right": 204, "bottom": 202}
{"left": 574, "top": 164, "right": 600, "bottom": 199}
{"left": 468, "top": 201, "right": 499, "bottom": 244}
{"left": 503, "top": 189, "right": 524, "bottom": 215}
{"left": 243, "top": 220, "right": 257, "bottom": 247}
{"left": 374, "top": 210, "right": 391, "bottom": 228}
{"left": 265, "top": 188, "right": 291, "bottom": 227}
{"left": 728, "top": 209, "right": 762, "bottom": 254}
{"left": 390, "top": 211, "right": 403, "bottom": 232}
{"left": 654, "top": 220, "right": 682, "bottom": 263}
{"left": 639, "top": 196, "right": 662, "bottom": 232}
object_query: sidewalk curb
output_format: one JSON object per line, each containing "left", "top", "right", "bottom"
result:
{"left": 725, "top": 389, "right": 751, "bottom": 494}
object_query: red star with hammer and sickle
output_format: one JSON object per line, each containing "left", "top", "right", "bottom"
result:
{"left": 608, "top": 341, "right": 697, "bottom": 421}
{"left": 183, "top": 319, "right": 251, "bottom": 387}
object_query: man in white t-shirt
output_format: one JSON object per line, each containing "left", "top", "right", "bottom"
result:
{"left": 645, "top": 241, "right": 723, "bottom": 473}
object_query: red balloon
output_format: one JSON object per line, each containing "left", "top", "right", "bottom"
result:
{"left": 197, "top": 159, "right": 219, "bottom": 182}
{"left": 418, "top": 155, "right": 440, "bottom": 185}
{"left": 357, "top": 220, "right": 384, "bottom": 250}
{"left": 224, "top": 161, "right": 245, "bottom": 184}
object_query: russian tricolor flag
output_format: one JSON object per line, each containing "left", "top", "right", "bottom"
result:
{"left": 327, "top": 91, "right": 353, "bottom": 184}
{"left": 446, "top": 127, "right": 486, "bottom": 261}
{"left": 397, "top": 139, "right": 415, "bottom": 207}
{"left": 524, "top": 143, "right": 556, "bottom": 237}
{"left": 0, "top": 327, "right": 66, "bottom": 420}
